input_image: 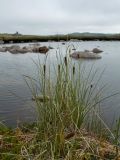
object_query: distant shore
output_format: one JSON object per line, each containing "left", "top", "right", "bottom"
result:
{"left": 1, "top": 33, "right": 120, "bottom": 44}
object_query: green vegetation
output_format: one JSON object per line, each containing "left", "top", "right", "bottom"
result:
{"left": 0, "top": 50, "right": 120, "bottom": 159}
{"left": 1, "top": 32, "right": 120, "bottom": 43}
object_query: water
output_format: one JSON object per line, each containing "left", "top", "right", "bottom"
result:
{"left": 0, "top": 41, "right": 120, "bottom": 127}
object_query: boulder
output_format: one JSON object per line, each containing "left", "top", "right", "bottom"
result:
{"left": 70, "top": 51, "right": 102, "bottom": 59}
{"left": 9, "top": 49, "right": 18, "bottom": 54}
{"left": 2, "top": 46, "right": 11, "bottom": 51}
{"left": 70, "top": 52, "right": 80, "bottom": 59}
{"left": 17, "top": 48, "right": 29, "bottom": 54}
{"left": 0, "top": 45, "right": 49, "bottom": 54}
{"left": 39, "top": 46, "right": 49, "bottom": 53}
{"left": 9, "top": 48, "right": 30, "bottom": 54}
{"left": 7, "top": 45, "right": 21, "bottom": 53}
{"left": 28, "top": 46, "right": 49, "bottom": 53}
{"left": 0, "top": 47, "right": 7, "bottom": 52}
{"left": 32, "top": 47, "right": 39, "bottom": 53}
{"left": 22, "top": 46, "right": 33, "bottom": 52}
{"left": 92, "top": 48, "right": 103, "bottom": 53}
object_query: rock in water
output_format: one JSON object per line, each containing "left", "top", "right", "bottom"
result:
{"left": 0, "top": 47, "right": 7, "bottom": 52}
{"left": 9, "top": 49, "right": 19, "bottom": 54}
{"left": 92, "top": 48, "right": 103, "bottom": 53}
{"left": 32, "top": 95, "right": 50, "bottom": 102}
{"left": 10, "top": 45, "right": 21, "bottom": 50}
{"left": 1, "top": 45, "right": 49, "bottom": 54}
{"left": 22, "top": 46, "right": 33, "bottom": 52}
{"left": 70, "top": 51, "right": 102, "bottom": 59}
{"left": 38, "top": 46, "right": 49, "bottom": 53}
{"left": 70, "top": 52, "right": 80, "bottom": 59}
{"left": 32, "top": 46, "right": 49, "bottom": 53}
{"left": 16, "top": 48, "right": 29, "bottom": 54}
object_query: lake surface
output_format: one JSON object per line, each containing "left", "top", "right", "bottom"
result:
{"left": 0, "top": 41, "right": 120, "bottom": 127}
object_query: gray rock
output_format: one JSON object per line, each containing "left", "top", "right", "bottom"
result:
{"left": 32, "top": 47, "right": 39, "bottom": 53}
{"left": 70, "top": 52, "right": 80, "bottom": 59}
{"left": 39, "top": 46, "right": 49, "bottom": 53}
{"left": 8, "top": 48, "right": 19, "bottom": 54}
{"left": 9, "top": 49, "right": 18, "bottom": 54}
{"left": 1, "top": 45, "right": 49, "bottom": 54}
{"left": 70, "top": 51, "right": 102, "bottom": 59}
{"left": 22, "top": 46, "right": 33, "bottom": 52}
{"left": 92, "top": 48, "right": 103, "bottom": 53}
{"left": 0, "top": 47, "right": 7, "bottom": 52}
{"left": 32, "top": 46, "right": 49, "bottom": 53}
{"left": 17, "top": 48, "right": 29, "bottom": 54}
{"left": 6, "top": 45, "right": 21, "bottom": 53}
{"left": 9, "top": 48, "right": 30, "bottom": 54}
{"left": 10, "top": 45, "right": 21, "bottom": 50}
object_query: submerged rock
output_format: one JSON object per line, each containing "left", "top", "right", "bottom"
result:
{"left": 32, "top": 95, "right": 50, "bottom": 102}
{"left": 70, "top": 51, "right": 102, "bottom": 59}
{"left": 1, "top": 45, "right": 49, "bottom": 54}
{"left": 92, "top": 48, "right": 103, "bottom": 53}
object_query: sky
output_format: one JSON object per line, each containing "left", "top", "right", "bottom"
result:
{"left": 0, "top": 0, "right": 120, "bottom": 35}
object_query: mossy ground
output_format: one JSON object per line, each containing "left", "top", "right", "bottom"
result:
{"left": 0, "top": 124, "right": 120, "bottom": 160}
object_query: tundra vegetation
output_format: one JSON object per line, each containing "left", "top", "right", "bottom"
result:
{"left": 0, "top": 47, "right": 120, "bottom": 160}
{"left": 1, "top": 32, "right": 120, "bottom": 43}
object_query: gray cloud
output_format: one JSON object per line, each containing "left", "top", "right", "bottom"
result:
{"left": 0, "top": 0, "right": 120, "bottom": 34}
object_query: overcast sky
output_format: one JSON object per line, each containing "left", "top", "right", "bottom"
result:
{"left": 0, "top": 0, "right": 120, "bottom": 35}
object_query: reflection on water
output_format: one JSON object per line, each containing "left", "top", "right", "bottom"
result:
{"left": 0, "top": 41, "right": 120, "bottom": 127}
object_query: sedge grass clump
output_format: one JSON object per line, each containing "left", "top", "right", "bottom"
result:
{"left": 0, "top": 52, "right": 120, "bottom": 159}
{"left": 24, "top": 52, "right": 115, "bottom": 159}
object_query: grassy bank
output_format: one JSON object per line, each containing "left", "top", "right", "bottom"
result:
{"left": 1, "top": 33, "right": 120, "bottom": 43}
{"left": 0, "top": 53, "right": 120, "bottom": 159}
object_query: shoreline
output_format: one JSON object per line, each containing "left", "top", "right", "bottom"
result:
{"left": 0, "top": 123, "right": 119, "bottom": 159}
{"left": 1, "top": 33, "right": 120, "bottom": 44}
